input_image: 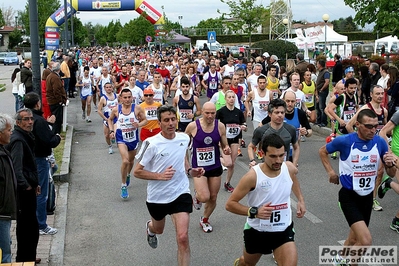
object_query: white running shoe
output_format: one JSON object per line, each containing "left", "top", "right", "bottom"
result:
{"left": 108, "top": 146, "right": 113, "bottom": 154}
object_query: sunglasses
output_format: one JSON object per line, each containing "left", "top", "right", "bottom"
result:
{"left": 144, "top": 94, "right": 154, "bottom": 97}
{"left": 361, "top": 123, "right": 379, "bottom": 129}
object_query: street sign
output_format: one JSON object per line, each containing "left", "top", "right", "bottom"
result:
{"left": 146, "top": 35, "right": 152, "bottom": 42}
{"left": 207, "top": 31, "right": 216, "bottom": 43}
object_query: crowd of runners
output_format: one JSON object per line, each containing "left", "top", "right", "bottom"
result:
{"left": 2, "top": 44, "right": 399, "bottom": 266}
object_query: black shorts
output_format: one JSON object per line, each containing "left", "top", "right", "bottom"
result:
{"left": 339, "top": 187, "right": 373, "bottom": 227}
{"left": 204, "top": 166, "right": 223, "bottom": 178}
{"left": 243, "top": 222, "right": 295, "bottom": 255}
{"left": 146, "top": 193, "right": 193, "bottom": 221}
{"left": 227, "top": 135, "right": 241, "bottom": 145}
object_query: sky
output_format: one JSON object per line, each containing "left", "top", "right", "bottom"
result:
{"left": 6, "top": 0, "right": 358, "bottom": 28}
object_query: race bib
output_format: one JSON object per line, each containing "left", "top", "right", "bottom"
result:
{"left": 226, "top": 124, "right": 241, "bottom": 139}
{"left": 353, "top": 170, "right": 376, "bottom": 195}
{"left": 295, "top": 99, "right": 301, "bottom": 108}
{"left": 259, "top": 101, "right": 269, "bottom": 110}
{"left": 179, "top": 109, "right": 193, "bottom": 123}
{"left": 375, "top": 125, "right": 383, "bottom": 135}
{"left": 272, "top": 90, "right": 279, "bottom": 100}
{"left": 343, "top": 110, "right": 355, "bottom": 122}
{"left": 121, "top": 126, "right": 136, "bottom": 142}
{"left": 209, "top": 79, "right": 218, "bottom": 90}
{"left": 305, "top": 93, "right": 313, "bottom": 103}
{"left": 196, "top": 147, "right": 215, "bottom": 166}
{"left": 145, "top": 107, "right": 158, "bottom": 121}
{"left": 259, "top": 203, "right": 290, "bottom": 232}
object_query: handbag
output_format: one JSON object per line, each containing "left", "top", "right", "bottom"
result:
{"left": 18, "top": 83, "right": 26, "bottom": 97}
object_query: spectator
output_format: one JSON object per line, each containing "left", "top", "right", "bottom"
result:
{"left": 315, "top": 60, "right": 330, "bottom": 127}
{"left": 11, "top": 68, "right": 23, "bottom": 112}
{"left": 0, "top": 113, "right": 17, "bottom": 263}
{"left": 46, "top": 62, "right": 67, "bottom": 134}
{"left": 6, "top": 108, "right": 39, "bottom": 263}
{"left": 332, "top": 54, "right": 343, "bottom": 86}
{"left": 20, "top": 59, "right": 33, "bottom": 94}
{"left": 295, "top": 53, "right": 308, "bottom": 83}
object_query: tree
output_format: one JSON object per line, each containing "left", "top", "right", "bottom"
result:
{"left": 116, "top": 16, "right": 154, "bottom": 45}
{"left": 20, "top": 0, "right": 60, "bottom": 44}
{"left": 0, "top": 8, "right": 5, "bottom": 27}
{"left": 218, "top": 0, "right": 266, "bottom": 47}
{"left": 343, "top": 0, "right": 399, "bottom": 36}
{"left": 8, "top": 28, "right": 22, "bottom": 49}
{"left": 68, "top": 16, "right": 86, "bottom": 46}
{"left": 0, "top": 6, "right": 16, "bottom": 26}
{"left": 196, "top": 18, "right": 224, "bottom": 29}
{"left": 331, "top": 16, "right": 359, "bottom": 32}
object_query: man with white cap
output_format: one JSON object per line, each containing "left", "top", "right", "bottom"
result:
{"left": 261, "top": 52, "right": 270, "bottom": 76}
{"left": 269, "top": 55, "right": 280, "bottom": 78}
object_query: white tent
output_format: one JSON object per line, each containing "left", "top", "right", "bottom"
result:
{"left": 304, "top": 26, "right": 348, "bottom": 43}
{"left": 374, "top": 35, "right": 399, "bottom": 54}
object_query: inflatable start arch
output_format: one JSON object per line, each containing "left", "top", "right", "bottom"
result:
{"left": 45, "top": 0, "right": 164, "bottom": 52}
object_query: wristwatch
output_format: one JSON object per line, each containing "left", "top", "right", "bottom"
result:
{"left": 248, "top": 207, "right": 258, "bottom": 219}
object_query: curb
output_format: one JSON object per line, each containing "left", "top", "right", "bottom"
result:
{"left": 54, "top": 125, "right": 73, "bottom": 183}
{"left": 49, "top": 125, "right": 73, "bottom": 265}
{"left": 311, "top": 124, "right": 332, "bottom": 138}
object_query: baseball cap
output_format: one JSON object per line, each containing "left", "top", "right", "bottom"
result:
{"left": 271, "top": 55, "right": 279, "bottom": 61}
{"left": 262, "top": 52, "right": 270, "bottom": 58}
{"left": 143, "top": 88, "right": 154, "bottom": 95}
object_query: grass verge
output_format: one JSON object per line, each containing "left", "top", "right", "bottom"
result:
{"left": 53, "top": 131, "right": 66, "bottom": 174}
{"left": 0, "top": 84, "right": 6, "bottom": 92}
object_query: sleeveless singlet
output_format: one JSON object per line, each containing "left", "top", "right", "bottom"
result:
{"left": 253, "top": 89, "right": 270, "bottom": 122}
{"left": 191, "top": 119, "right": 221, "bottom": 171}
{"left": 115, "top": 104, "right": 139, "bottom": 143}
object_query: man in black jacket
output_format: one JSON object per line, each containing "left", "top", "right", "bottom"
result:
{"left": 24, "top": 92, "right": 61, "bottom": 235}
{"left": 0, "top": 113, "right": 17, "bottom": 263}
{"left": 6, "top": 108, "right": 39, "bottom": 262}
{"left": 332, "top": 54, "right": 343, "bottom": 86}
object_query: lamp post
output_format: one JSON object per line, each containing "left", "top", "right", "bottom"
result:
{"left": 178, "top": 15, "right": 183, "bottom": 35}
{"left": 282, "top": 18, "right": 289, "bottom": 43}
{"left": 322, "top": 13, "right": 329, "bottom": 54}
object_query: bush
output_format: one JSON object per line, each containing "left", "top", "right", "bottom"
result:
{"left": 250, "top": 40, "right": 298, "bottom": 66}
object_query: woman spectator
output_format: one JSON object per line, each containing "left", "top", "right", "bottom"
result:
{"left": 377, "top": 63, "right": 390, "bottom": 109}
{"left": 359, "top": 65, "right": 371, "bottom": 104}
{"left": 307, "top": 63, "right": 318, "bottom": 83}
{"left": 11, "top": 68, "right": 23, "bottom": 112}
{"left": 285, "top": 59, "right": 297, "bottom": 88}
{"left": 68, "top": 55, "right": 79, "bottom": 98}
{"left": 387, "top": 66, "right": 399, "bottom": 120}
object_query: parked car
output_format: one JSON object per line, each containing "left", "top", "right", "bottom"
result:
{"left": 352, "top": 43, "right": 375, "bottom": 59}
{"left": 4, "top": 52, "right": 19, "bottom": 65}
{"left": 0, "top": 52, "right": 7, "bottom": 64}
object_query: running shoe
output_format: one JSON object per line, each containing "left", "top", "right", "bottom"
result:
{"left": 255, "top": 149, "right": 263, "bottom": 160}
{"left": 86, "top": 117, "right": 92, "bottom": 123}
{"left": 241, "top": 140, "right": 246, "bottom": 148}
{"left": 224, "top": 182, "right": 234, "bottom": 193}
{"left": 331, "top": 152, "right": 337, "bottom": 159}
{"left": 39, "top": 226, "right": 58, "bottom": 235}
{"left": 234, "top": 258, "right": 240, "bottom": 266}
{"left": 108, "top": 145, "right": 113, "bottom": 154}
{"left": 222, "top": 165, "right": 228, "bottom": 171}
{"left": 373, "top": 199, "right": 383, "bottom": 211}
{"left": 200, "top": 216, "right": 213, "bottom": 233}
{"left": 192, "top": 190, "right": 202, "bottom": 210}
{"left": 146, "top": 220, "right": 158, "bottom": 249}
{"left": 126, "top": 174, "right": 131, "bottom": 187}
{"left": 378, "top": 175, "right": 392, "bottom": 199}
{"left": 390, "top": 218, "right": 399, "bottom": 233}
{"left": 237, "top": 148, "right": 243, "bottom": 157}
{"left": 82, "top": 112, "right": 86, "bottom": 120}
{"left": 300, "top": 135, "right": 306, "bottom": 142}
{"left": 121, "top": 186, "right": 129, "bottom": 199}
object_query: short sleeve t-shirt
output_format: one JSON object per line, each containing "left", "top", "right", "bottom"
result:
{"left": 251, "top": 123, "right": 297, "bottom": 153}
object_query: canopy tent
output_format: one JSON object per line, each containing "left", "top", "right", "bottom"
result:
{"left": 167, "top": 31, "right": 191, "bottom": 43}
{"left": 304, "top": 26, "right": 348, "bottom": 43}
{"left": 374, "top": 35, "right": 399, "bottom": 54}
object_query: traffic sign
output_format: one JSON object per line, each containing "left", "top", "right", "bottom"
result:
{"left": 207, "top": 31, "right": 216, "bottom": 43}
{"left": 146, "top": 35, "right": 152, "bottom": 42}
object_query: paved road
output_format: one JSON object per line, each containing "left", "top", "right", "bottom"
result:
{"left": 0, "top": 64, "right": 397, "bottom": 265}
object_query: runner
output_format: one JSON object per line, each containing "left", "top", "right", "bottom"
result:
{"left": 216, "top": 90, "right": 247, "bottom": 192}
{"left": 210, "top": 76, "right": 240, "bottom": 111}
{"left": 226, "top": 134, "right": 306, "bottom": 266}
{"left": 108, "top": 88, "right": 147, "bottom": 199}
{"left": 201, "top": 63, "right": 222, "bottom": 100}
{"left": 97, "top": 82, "right": 118, "bottom": 154}
{"left": 319, "top": 109, "right": 396, "bottom": 264}
{"left": 147, "top": 72, "right": 166, "bottom": 104}
{"left": 139, "top": 88, "right": 162, "bottom": 141}
{"left": 76, "top": 66, "right": 94, "bottom": 122}
{"left": 133, "top": 105, "right": 205, "bottom": 266}
{"left": 172, "top": 76, "right": 201, "bottom": 132}
{"left": 185, "top": 102, "right": 231, "bottom": 233}
{"left": 299, "top": 70, "right": 317, "bottom": 123}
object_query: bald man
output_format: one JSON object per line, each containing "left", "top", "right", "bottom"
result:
{"left": 185, "top": 102, "right": 231, "bottom": 233}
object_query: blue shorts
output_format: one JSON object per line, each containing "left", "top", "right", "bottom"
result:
{"left": 115, "top": 130, "right": 139, "bottom": 151}
{"left": 80, "top": 93, "right": 92, "bottom": 100}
